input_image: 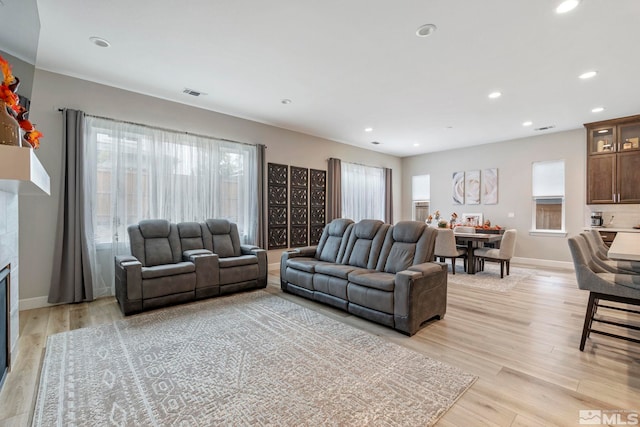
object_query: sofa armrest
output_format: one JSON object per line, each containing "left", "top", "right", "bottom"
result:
{"left": 186, "top": 251, "right": 219, "bottom": 289}
{"left": 393, "top": 262, "right": 448, "bottom": 335}
{"left": 292, "top": 246, "right": 318, "bottom": 257}
{"left": 114, "top": 256, "right": 143, "bottom": 314}
{"left": 183, "top": 249, "right": 213, "bottom": 260}
{"left": 241, "top": 246, "right": 267, "bottom": 287}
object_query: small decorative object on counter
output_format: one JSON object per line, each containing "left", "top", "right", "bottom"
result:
{"left": 450, "top": 212, "right": 458, "bottom": 228}
{"left": 438, "top": 219, "right": 448, "bottom": 228}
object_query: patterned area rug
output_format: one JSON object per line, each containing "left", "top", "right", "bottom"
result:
{"left": 448, "top": 262, "right": 533, "bottom": 292}
{"left": 33, "top": 291, "right": 476, "bottom": 426}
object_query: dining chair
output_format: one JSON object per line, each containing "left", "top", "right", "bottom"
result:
{"left": 434, "top": 228, "right": 467, "bottom": 274}
{"left": 474, "top": 229, "right": 516, "bottom": 278}
{"left": 567, "top": 234, "right": 640, "bottom": 351}
{"left": 582, "top": 232, "right": 640, "bottom": 274}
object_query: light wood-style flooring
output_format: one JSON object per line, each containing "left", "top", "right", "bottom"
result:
{"left": 1, "top": 265, "right": 639, "bottom": 426}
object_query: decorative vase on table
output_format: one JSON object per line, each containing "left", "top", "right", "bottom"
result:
{"left": 0, "top": 103, "right": 20, "bottom": 147}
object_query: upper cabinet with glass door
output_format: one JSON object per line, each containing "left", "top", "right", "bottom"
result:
{"left": 588, "top": 126, "right": 616, "bottom": 154}
{"left": 619, "top": 122, "right": 640, "bottom": 152}
{"left": 587, "top": 115, "right": 640, "bottom": 155}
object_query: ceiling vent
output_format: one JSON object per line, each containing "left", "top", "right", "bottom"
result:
{"left": 183, "top": 88, "right": 206, "bottom": 97}
{"left": 534, "top": 125, "right": 555, "bottom": 131}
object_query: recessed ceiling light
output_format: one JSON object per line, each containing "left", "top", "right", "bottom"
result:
{"left": 364, "top": 127, "right": 373, "bottom": 132}
{"left": 556, "top": 0, "right": 580, "bottom": 14}
{"left": 488, "top": 91, "right": 502, "bottom": 99}
{"left": 592, "top": 107, "right": 605, "bottom": 113}
{"left": 579, "top": 71, "right": 597, "bottom": 79}
{"left": 416, "top": 24, "right": 437, "bottom": 38}
{"left": 413, "top": 143, "right": 420, "bottom": 147}
{"left": 371, "top": 141, "right": 381, "bottom": 145}
{"left": 522, "top": 121, "right": 533, "bottom": 127}
{"left": 281, "top": 99, "right": 292, "bottom": 105}
{"left": 89, "top": 36, "right": 111, "bottom": 48}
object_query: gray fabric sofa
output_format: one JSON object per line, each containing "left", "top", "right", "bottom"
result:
{"left": 280, "top": 218, "right": 448, "bottom": 335}
{"left": 115, "top": 219, "right": 267, "bottom": 315}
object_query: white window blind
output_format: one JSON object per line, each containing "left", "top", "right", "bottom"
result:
{"left": 532, "top": 160, "right": 565, "bottom": 197}
{"left": 412, "top": 174, "right": 430, "bottom": 200}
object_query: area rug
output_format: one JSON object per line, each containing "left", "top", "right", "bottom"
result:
{"left": 448, "top": 263, "right": 533, "bottom": 292}
{"left": 32, "top": 291, "right": 476, "bottom": 426}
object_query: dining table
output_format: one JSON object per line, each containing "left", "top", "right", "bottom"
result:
{"left": 454, "top": 232, "right": 503, "bottom": 274}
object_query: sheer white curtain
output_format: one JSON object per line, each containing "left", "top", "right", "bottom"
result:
{"left": 84, "top": 116, "right": 260, "bottom": 297}
{"left": 341, "top": 161, "right": 385, "bottom": 222}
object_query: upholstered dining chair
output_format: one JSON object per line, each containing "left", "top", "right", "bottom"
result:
{"left": 434, "top": 228, "right": 467, "bottom": 274}
{"left": 474, "top": 229, "right": 517, "bottom": 278}
{"left": 582, "top": 232, "right": 640, "bottom": 274}
{"left": 567, "top": 234, "right": 640, "bottom": 351}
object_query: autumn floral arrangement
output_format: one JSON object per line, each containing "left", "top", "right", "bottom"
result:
{"left": 0, "top": 54, "right": 42, "bottom": 148}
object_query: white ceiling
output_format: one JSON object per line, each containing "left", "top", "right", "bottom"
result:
{"left": 13, "top": 1, "right": 640, "bottom": 156}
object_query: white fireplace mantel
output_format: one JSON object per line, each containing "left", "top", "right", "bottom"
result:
{"left": 0, "top": 145, "right": 50, "bottom": 195}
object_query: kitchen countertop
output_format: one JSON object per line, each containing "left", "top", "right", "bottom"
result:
{"left": 584, "top": 227, "right": 640, "bottom": 233}
{"left": 609, "top": 232, "right": 640, "bottom": 261}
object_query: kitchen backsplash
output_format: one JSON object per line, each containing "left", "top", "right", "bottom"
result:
{"left": 585, "top": 204, "right": 640, "bottom": 228}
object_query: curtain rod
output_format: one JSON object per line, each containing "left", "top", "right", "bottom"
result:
{"left": 332, "top": 158, "right": 387, "bottom": 170}
{"left": 58, "top": 108, "right": 265, "bottom": 149}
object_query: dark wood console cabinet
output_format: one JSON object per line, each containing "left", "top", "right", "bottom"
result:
{"left": 585, "top": 114, "right": 640, "bottom": 204}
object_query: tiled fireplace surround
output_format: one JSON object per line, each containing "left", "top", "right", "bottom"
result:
{"left": 0, "top": 190, "right": 19, "bottom": 364}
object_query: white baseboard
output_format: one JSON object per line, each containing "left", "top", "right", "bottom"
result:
{"left": 511, "top": 256, "right": 574, "bottom": 271}
{"left": 19, "top": 296, "right": 53, "bottom": 311}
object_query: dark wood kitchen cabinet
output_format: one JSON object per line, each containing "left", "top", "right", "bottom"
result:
{"left": 585, "top": 115, "right": 640, "bottom": 204}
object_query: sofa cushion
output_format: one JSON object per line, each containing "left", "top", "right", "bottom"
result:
{"left": 384, "top": 242, "right": 416, "bottom": 274}
{"left": 317, "top": 219, "right": 353, "bottom": 262}
{"left": 315, "top": 263, "right": 361, "bottom": 279}
{"left": 348, "top": 271, "right": 395, "bottom": 292}
{"left": 313, "top": 274, "right": 348, "bottom": 299}
{"left": 139, "top": 219, "right": 171, "bottom": 238}
{"left": 141, "top": 262, "right": 195, "bottom": 279}
{"left": 286, "top": 258, "right": 328, "bottom": 273}
{"left": 203, "top": 219, "right": 242, "bottom": 257}
{"left": 347, "top": 283, "right": 394, "bottom": 314}
{"left": 218, "top": 255, "right": 258, "bottom": 268}
{"left": 285, "top": 268, "right": 314, "bottom": 290}
{"left": 142, "top": 273, "right": 196, "bottom": 299}
{"left": 177, "top": 222, "right": 205, "bottom": 251}
{"left": 342, "top": 220, "right": 389, "bottom": 269}
{"left": 220, "top": 264, "right": 259, "bottom": 285}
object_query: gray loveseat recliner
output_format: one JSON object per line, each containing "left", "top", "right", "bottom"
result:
{"left": 115, "top": 218, "right": 267, "bottom": 315}
{"left": 280, "top": 218, "right": 448, "bottom": 335}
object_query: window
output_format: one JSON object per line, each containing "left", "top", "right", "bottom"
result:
{"left": 532, "top": 160, "right": 565, "bottom": 233}
{"left": 341, "top": 162, "right": 385, "bottom": 221}
{"left": 85, "top": 117, "right": 260, "bottom": 297}
{"left": 412, "top": 174, "right": 430, "bottom": 222}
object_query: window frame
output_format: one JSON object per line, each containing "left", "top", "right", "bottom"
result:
{"left": 530, "top": 159, "right": 567, "bottom": 236}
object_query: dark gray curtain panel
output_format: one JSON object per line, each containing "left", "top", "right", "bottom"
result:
{"left": 49, "top": 109, "right": 94, "bottom": 304}
{"left": 327, "top": 158, "right": 342, "bottom": 222}
{"left": 256, "top": 144, "right": 266, "bottom": 248}
{"left": 385, "top": 167, "right": 393, "bottom": 224}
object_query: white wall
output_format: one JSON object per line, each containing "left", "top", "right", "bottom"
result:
{"left": 21, "top": 69, "right": 401, "bottom": 305}
{"left": 401, "top": 129, "right": 587, "bottom": 264}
